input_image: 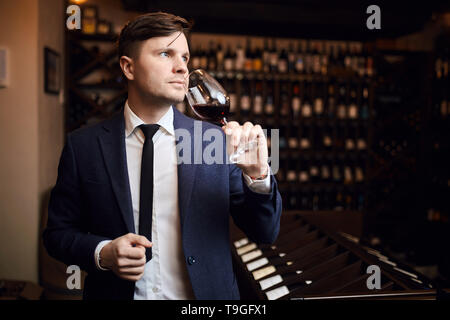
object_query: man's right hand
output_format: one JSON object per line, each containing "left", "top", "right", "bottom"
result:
{"left": 99, "top": 233, "right": 152, "bottom": 281}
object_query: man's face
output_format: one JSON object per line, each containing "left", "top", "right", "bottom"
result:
{"left": 132, "top": 32, "right": 190, "bottom": 105}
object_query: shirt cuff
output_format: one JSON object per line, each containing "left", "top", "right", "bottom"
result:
{"left": 242, "top": 163, "right": 271, "bottom": 194}
{"left": 95, "top": 240, "right": 112, "bottom": 271}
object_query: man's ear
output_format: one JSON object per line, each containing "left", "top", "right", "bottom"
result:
{"left": 119, "top": 56, "right": 134, "bottom": 81}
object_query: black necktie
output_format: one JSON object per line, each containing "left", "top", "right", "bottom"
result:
{"left": 139, "top": 124, "right": 160, "bottom": 262}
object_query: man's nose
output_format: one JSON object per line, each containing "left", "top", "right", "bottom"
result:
{"left": 174, "top": 56, "right": 188, "bottom": 74}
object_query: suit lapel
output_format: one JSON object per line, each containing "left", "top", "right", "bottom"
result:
{"left": 173, "top": 107, "right": 197, "bottom": 227}
{"left": 98, "top": 110, "right": 135, "bottom": 234}
{"left": 96, "top": 107, "right": 198, "bottom": 234}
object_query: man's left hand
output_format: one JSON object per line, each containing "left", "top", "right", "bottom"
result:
{"left": 222, "top": 121, "right": 268, "bottom": 179}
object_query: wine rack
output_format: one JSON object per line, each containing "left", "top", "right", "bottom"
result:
{"left": 231, "top": 212, "right": 438, "bottom": 300}
{"left": 66, "top": 32, "right": 376, "bottom": 215}
{"left": 65, "top": 31, "right": 126, "bottom": 133}
{"left": 422, "top": 33, "right": 450, "bottom": 281}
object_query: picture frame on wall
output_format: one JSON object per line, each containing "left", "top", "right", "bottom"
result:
{"left": 44, "top": 47, "right": 60, "bottom": 95}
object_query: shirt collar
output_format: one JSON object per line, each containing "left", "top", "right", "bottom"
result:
{"left": 124, "top": 100, "right": 175, "bottom": 138}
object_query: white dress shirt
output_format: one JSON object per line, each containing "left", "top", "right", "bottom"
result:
{"left": 94, "top": 101, "right": 271, "bottom": 299}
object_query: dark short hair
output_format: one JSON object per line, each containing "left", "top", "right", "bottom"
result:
{"left": 117, "top": 11, "right": 192, "bottom": 62}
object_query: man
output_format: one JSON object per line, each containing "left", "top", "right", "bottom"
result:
{"left": 43, "top": 12, "right": 282, "bottom": 300}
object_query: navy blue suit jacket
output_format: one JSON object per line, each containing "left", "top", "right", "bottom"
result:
{"left": 43, "top": 107, "right": 282, "bottom": 300}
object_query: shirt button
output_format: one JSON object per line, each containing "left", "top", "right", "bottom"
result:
{"left": 187, "top": 256, "right": 196, "bottom": 265}
{"left": 152, "top": 287, "right": 159, "bottom": 293}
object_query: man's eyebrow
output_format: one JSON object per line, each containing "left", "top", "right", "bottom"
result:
{"left": 153, "top": 47, "right": 190, "bottom": 57}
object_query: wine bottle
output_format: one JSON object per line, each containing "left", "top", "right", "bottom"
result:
{"left": 295, "top": 41, "right": 305, "bottom": 74}
{"left": 337, "top": 83, "right": 347, "bottom": 119}
{"left": 259, "top": 269, "right": 303, "bottom": 291}
{"left": 288, "top": 186, "right": 298, "bottom": 209}
{"left": 356, "top": 42, "right": 365, "bottom": 77}
{"left": 286, "top": 157, "right": 297, "bottom": 182}
{"left": 265, "top": 279, "right": 313, "bottom": 300}
{"left": 207, "top": 40, "right": 217, "bottom": 71}
{"left": 332, "top": 157, "right": 342, "bottom": 183}
{"left": 253, "top": 81, "right": 263, "bottom": 115}
{"left": 336, "top": 123, "right": 345, "bottom": 150}
{"left": 327, "top": 82, "right": 336, "bottom": 119}
{"left": 309, "top": 156, "right": 320, "bottom": 183}
{"left": 240, "top": 79, "right": 251, "bottom": 116}
{"left": 249, "top": 235, "right": 323, "bottom": 278}
{"left": 269, "top": 38, "right": 278, "bottom": 73}
{"left": 345, "top": 123, "right": 356, "bottom": 151}
{"left": 312, "top": 41, "right": 321, "bottom": 74}
{"left": 322, "top": 125, "right": 333, "bottom": 150}
{"left": 321, "top": 41, "right": 329, "bottom": 75}
{"left": 355, "top": 155, "right": 365, "bottom": 183}
{"left": 366, "top": 44, "right": 374, "bottom": 78}
{"left": 357, "top": 124, "right": 367, "bottom": 150}
{"left": 344, "top": 42, "right": 352, "bottom": 71}
{"left": 262, "top": 38, "right": 271, "bottom": 73}
{"left": 216, "top": 42, "right": 224, "bottom": 71}
{"left": 224, "top": 44, "right": 234, "bottom": 72}
{"left": 280, "top": 81, "right": 290, "bottom": 117}
{"left": 288, "top": 125, "right": 298, "bottom": 149}
{"left": 199, "top": 44, "right": 208, "bottom": 70}
{"left": 298, "top": 158, "right": 310, "bottom": 183}
{"left": 360, "top": 84, "right": 370, "bottom": 120}
{"left": 343, "top": 158, "right": 353, "bottom": 185}
{"left": 301, "top": 82, "right": 312, "bottom": 119}
{"left": 244, "top": 38, "right": 253, "bottom": 72}
{"left": 292, "top": 83, "right": 301, "bottom": 118}
{"left": 278, "top": 46, "right": 289, "bottom": 74}
{"left": 348, "top": 83, "right": 359, "bottom": 119}
{"left": 335, "top": 186, "right": 344, "bottom": 211}
{"left": 321, "top": 156, "right": 331, "bottom": 182}
{"left": 312, "top": 187, "right": 320, "bottom": 211}
{"left": 304, "top": 41, "right": 313, "bottom": 74}
{"left": 299, "top": 125, "right": 311, "bottom": 150}
{"left": 279, "top": 124, "right": 287, "bottom": 149}
{"left": 313, "top": 82, "right": 325, "bottom": 118}
{"left": 288, "top": 41, "right": 296, "bottom": 73}
{"left": 253, "top": 45, "right": 263, "bottom": 72}
{"left": 265, "top": 82, "right": 275, "bottom": 116}
{"left": 191, "top": 44, "right": 201, "bottom": 70}
{"left": 235, "top": 41, "right": 245, "bottom": 71}
{"left": 224, "top": 78, "right": 237, "bottom": 113}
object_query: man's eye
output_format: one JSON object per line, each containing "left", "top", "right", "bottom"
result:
{"left": 160, "top": 52, "right": 169, "bottom": 57}
{"left": 183, "top": 56, "right": 189, "bottom": 62}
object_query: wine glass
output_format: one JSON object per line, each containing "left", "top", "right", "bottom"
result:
{"left": 185, "top": 69, "right": 257, "bottom": 164}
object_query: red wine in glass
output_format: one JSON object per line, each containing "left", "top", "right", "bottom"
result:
{"left": 186, "top": 69, "right": 257, "bottom": 163}
{"left": 191, "top": 103, "right": 230, "bottom": 125}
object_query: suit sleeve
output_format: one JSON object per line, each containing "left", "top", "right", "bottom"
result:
{"left": 43, "top": 134, "right": 110, "bottom": 275}
{"left": 229, "top": 163, "right": 283, "bottom": 245}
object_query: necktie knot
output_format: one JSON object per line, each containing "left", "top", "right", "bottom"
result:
{"left": 140, "top": 124, "right": 160, "bottom": 140}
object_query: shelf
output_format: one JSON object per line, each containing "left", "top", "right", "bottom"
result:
{"left": 209, "top": 70, "right": 374, "bottom": 82}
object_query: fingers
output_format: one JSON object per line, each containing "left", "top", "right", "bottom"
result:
{"left": 125, "top": 233, "right": 152, "bottom": 248}
{"left": 223, "top": 121, "right": 242, "bottom": 148}
{"left": 241, "top": 122, "right": 253, "bottom": 144}
{"left": 222, "top": 121, "right": 240, "bottom": 134}
{"left": 120, "top": 265, "right": 146, "bottom": 276}
{"left": 248, "top": 124, "right": 262, "bottom": 145}
{"left": 116, "top": 255, "right": 146, "bottom": 268}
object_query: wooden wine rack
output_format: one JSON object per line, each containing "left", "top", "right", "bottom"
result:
{"left": 230, "top": 211, "right": 440, "bottom": 300}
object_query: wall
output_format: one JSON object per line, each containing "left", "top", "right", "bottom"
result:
{"left": 0, "top": 0, "right": 64, "bottom": 284}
